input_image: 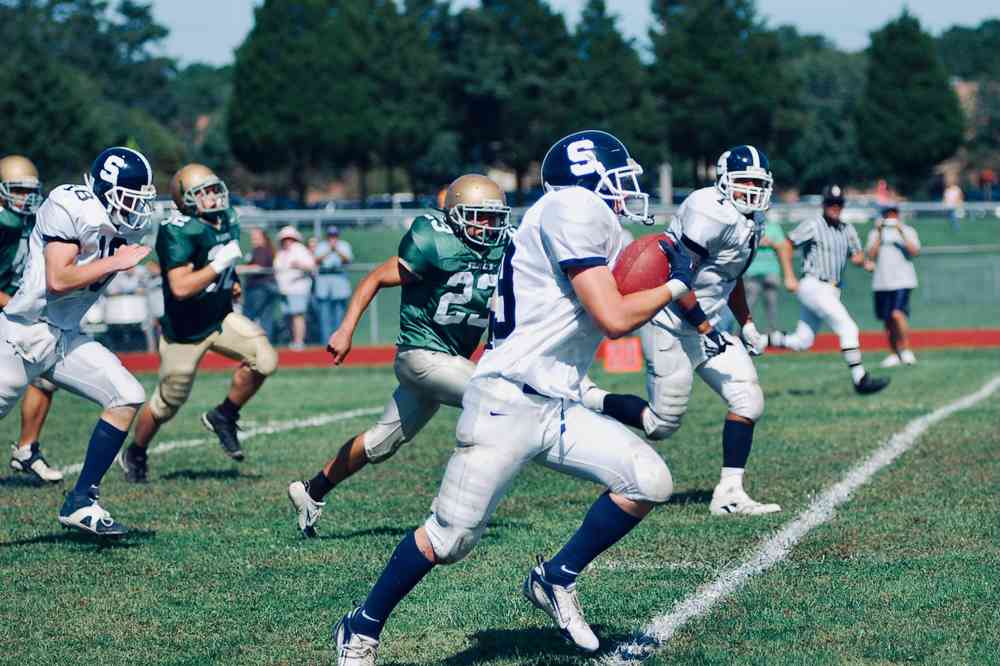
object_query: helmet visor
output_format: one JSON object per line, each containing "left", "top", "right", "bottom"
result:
{"left": 0, "top": 180, "right": 43, "bottom": 215}
{"left": 185, "top": 178, "right": 229, "bottom": 215}
{"left": 722, "top": 170, "right": 773, "bottom": 213}
{"left": 450, "top": 200, "right": 511, "bottom": 247}
{"left": 108, "top": 184, "right": 157, "bottom": 231}
{"left": 596, "top": 158, "right": 652, "bottom": 224}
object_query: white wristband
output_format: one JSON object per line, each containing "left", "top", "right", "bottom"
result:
{"left": 666, "top": 279, "right": 690, "bottom": 300}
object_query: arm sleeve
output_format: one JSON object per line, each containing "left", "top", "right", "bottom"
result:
{"left": 847, "top": 225, "right": 863, "bottom": 255}
{"left": 156, "top": 226, "right": 195, "bottom": 271}
{"left": 865, "top": 229, "right": 878, "bottom": 251}
{"left": 397, "top": 227, "right": 434, "bottom": 278}
{"left": 765, "top": 221, "right": 786, "bottom": 244}
{"left": 677, "top": 208, "right": 727, "bottom": 262}
{"left": 539, "top": 196, "right": 610, "bottom": 271}
{"left": 786, "top": 219, "right": 814, "bottom": 246}
{"left": 36, "top": 200, "right": 80, "bottom": 245}
{"left": 903, "top": 226, "right": 921, "bottom": 250}
{"left": 338, "top": 240, "right": 354, "bottom": 262}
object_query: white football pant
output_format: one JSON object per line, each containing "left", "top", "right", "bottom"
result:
{"left": 0, "top": 316, "right": 145, "bottom": 419}
{"left": 423, "top": 375, "right": 673, "bottom": 564}
{"left": 780, "top": 276, "right": 860, "bottom": 351}
{"left": 639, "top": 322, "right": 764, "bottom": 440}
{"left": 362, "top": 349, "right": 475, "bottom": 462}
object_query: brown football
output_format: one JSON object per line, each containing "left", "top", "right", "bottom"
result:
{"left": 612, "top": 233, "right": 672, "bottom": 294}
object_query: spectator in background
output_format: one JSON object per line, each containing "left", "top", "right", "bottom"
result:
{"left": 274, "top": 225, "right": 316, "bottom": 350}
{"left": 743, "top": 218, "right": 794, "bottom": 334}
{"left": 242, "top": 227, "right": 279, "bottom": 341}
{"left": 867, "top": 206, "right": 921, "bottom": 367}
{"left": 312, "top": 225, "right": 354, "bottom": 341}
{"left": 943, "top": 180, "right": 964, "bottom": 231}
{"left": 142, "top": 260, "right": 163, "bottom": 352}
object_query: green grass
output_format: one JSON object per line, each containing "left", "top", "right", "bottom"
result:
{"left": 2, "top": 350, "right": 999, "bottom": 664}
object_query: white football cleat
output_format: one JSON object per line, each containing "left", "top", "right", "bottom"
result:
{"left": 899, "top": 350, "right": 917, "bottom": 365}
{"left": 710, "top": 482, "right": 781, "bottom": 516}
{"left": 58, "top": 492, "right": 127, "bottom": 536}
{"left": 333, "top": 608, "right": 379, "bottom": 666}
{"left": 522, "top": 557, "right": 599, "bottom": 653}
{"left": 879, "top": 354, "right": 902, "bottom": 368}
{"left": 10, "top": 442, "right": 64, "bottom": 483}
{"left": 288, "top": 480, "right": 325, "bottom": 538}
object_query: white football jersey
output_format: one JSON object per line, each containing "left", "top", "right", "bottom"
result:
{"left": 4, "top": 184, "right": 147, "bottom": 330}
{"left": 654, "top": 187, "right": 763, "bottom": 329}
{"left": 474, "top": 187, "right": 624, "bottom": 400}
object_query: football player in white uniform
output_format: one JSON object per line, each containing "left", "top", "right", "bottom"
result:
{"left": 587, "top": 145, "right": 780, "bottom": 516}
{"left": 329, "top": 130, "right": 695, "bottom": 665}
{"left": 0, "top": 146, "right": 156, "bottom": 536}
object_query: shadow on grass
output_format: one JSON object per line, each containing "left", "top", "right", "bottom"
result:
{"left": 0, "top": 474, "right": 54, "bottom": 488}
{"left": 317, "top": 525, "right": 410, "bottom": 540}
{"left": 390, "top": 625, "right": 629, "bottom": 666}
{"left": 158, "top": 468, "right": 261, "bottom": 482}
{"left": 0, "top": 528, "right": 157, "bottom": 550}
{"left": 667, "top": 488, "right": 713, "bottom": 506}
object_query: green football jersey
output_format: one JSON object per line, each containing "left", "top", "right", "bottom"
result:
{"left": 396, "top": 213, "right": 506, "bottom": 358}
{"left": 157, "top": 207, "right": 241, "bottom": 343}
{"left": 0, "top": 208, "right": 34, "bottom": 299}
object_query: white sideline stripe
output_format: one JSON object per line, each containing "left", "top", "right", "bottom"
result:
{"left": 603, "top": 374, "right": 1000, "bottom": 665}
{"left": 56, "top": 406, "right": 382, "bottom": 478}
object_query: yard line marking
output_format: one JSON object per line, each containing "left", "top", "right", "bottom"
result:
{"left": 603, "top": 374, "right": 1000, "bottom": 665}
{"left": 56, "top": 406, "right": 383, "bottom": 478}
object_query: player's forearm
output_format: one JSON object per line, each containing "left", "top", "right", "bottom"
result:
{"left": 47, "top": 256, "right": 120, "bottom": 295}
{"left": 0, "top": 291, "right": 10, "bottom": 307}
{"left": 339, "top": 258, "right": 400, "bottom": 334}
{"left": 776, "top": 240, "right": 795, "bottom": 280}
{"left": 605, "top": 285, "right": 679, "bottom": 339}
{"left": 168, "top": 266, "right": 220, "bottom": 300}
{"left": 728, "top": 279, "right": 752, "bottom": 326}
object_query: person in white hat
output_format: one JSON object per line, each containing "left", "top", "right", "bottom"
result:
{"left": 274, "top": 225, "right": 316, "bottom": 349}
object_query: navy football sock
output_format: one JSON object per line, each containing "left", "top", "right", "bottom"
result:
{"left": 722, "top": 419, "right": 755, "bottom": 469}
{"left": 307, "top": 470, "right": 334, "bottom": 502}
{"left": 544, "top": 492, "right": 641, "bottom": 587}
{"left": 602, "top": 393, "right": 649, "bottom": 430}
{"left": 216, "top": 397, "right": 241, "bottom": 421}
{"left": 354, "top": 531, "right": 435, "bottom": 639}
{"left": 74, "top": 419, "right": 128, "bottom": 496}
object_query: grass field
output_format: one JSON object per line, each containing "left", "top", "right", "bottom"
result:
{"left": 2, "top": 349, "right": 999, "bottom": 665}
{"left": 329, "top": 216, "right": 1000, "bottom": 346}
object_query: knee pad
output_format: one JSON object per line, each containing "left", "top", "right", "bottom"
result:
{"left": 148, "top": 372, "right": 194, "bottom": 421}
{"left": 363, "top": 421, "right": 409, "bottom": 464}
{"left": 629, "top": 445, "right": 673, "bottom": 504}
{"left": 727, "top": 381, "right": 764, "bottom": 422}
{"left": 644, "top": 367, "right": 692, "bottom": 441}
{"left": 249, "top": 336, "right": 278, "bottom": 377}
{"left": 423, "top": 513, "right": 486, "bottom": 565}
{"left": 108, "top": 371, "right": 146, "bottom": 409}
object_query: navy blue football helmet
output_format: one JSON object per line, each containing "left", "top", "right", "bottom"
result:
{"left": 541, "top": 130, "right": 652, "bottom": 224}
{"left": 715, "top": 145, "right": 773, "bottom": 214}
{"left": 84, "top": 146, "right": 156, "bottom": 231}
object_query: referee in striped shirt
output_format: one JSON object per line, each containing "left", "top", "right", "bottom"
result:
{"left": 769, "top": 185, "right": 890, "bottom": 394}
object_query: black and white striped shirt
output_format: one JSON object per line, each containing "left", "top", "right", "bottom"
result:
{"left": 787, "top": 216, "right": 862, "bottom": 283}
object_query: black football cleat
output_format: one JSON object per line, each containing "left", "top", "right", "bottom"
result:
{"left": 118, "top": 444, "right": 148, "bottom": 483}
{"left": 201, "top": 408, "right": 244, "bottom": 460}
{"left": 854, "top": 373, "right": 890, "bottom": 395}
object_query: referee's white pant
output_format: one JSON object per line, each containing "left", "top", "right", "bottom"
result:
{"left": 782, "top": 275, "right": 860, "bottom": 351}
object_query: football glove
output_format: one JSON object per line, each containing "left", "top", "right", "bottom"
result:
{"left": 210, "top": 240, "right": 243, "bottom": 274}
{"left": 702, "top": 328, "right": 731, "bottom": 359}
{"left": 741, "top": 321, "right": 767, "bottom": 356}
{"left": 659, "top": 238, "right": 695, "bottom": 293}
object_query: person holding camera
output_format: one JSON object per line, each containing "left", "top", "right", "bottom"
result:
{"left": 866, "top": 206, "right": 921, "bottom": 367}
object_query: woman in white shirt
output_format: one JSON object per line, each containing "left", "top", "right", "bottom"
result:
{"left": 274, "top": 226, "right": 317, "bottom": 350}
{"left": 866, "top": 206, "right": 921, "bottom": 367}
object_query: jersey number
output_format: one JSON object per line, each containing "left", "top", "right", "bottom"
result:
{"left": 433, "top": 271, "right": 496, "bottom": 328}
{"left": 89, "top": 236, "right": 127, "bottom": 291}
{"left": 205, "top": 243, "right": 237, "bottom": 293}
{"left": 486, "top": 243, "right": 516, "bottom": 345}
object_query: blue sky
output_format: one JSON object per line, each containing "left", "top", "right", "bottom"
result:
{"left": 152, "top": 1, "right": 997, "bottom": 67}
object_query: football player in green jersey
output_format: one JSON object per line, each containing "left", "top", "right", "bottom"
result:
{"left": 288, "top": 174, "right": 510, "bottom": 536}
{"left": 118, "top": 164, "right": 278, "bottom": 482}
{"left": 1, "top": 155, "right": 63, "bottom": 483}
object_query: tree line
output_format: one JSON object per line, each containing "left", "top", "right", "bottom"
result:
{"left": 1, "top": 0, "right": 995, "bottom": 203}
